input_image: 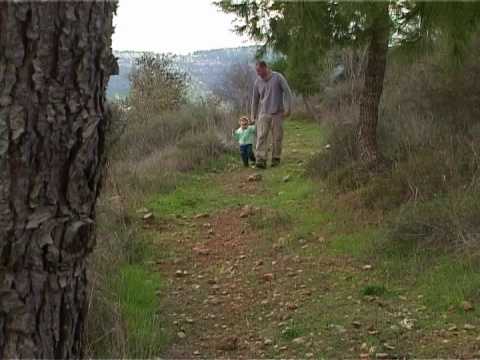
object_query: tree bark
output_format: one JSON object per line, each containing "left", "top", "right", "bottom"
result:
{"left": 0, "top": 1, "right": 117, "bottom": 358}
{"left": 354, "top": 3, "right": 389, "bottom": 175}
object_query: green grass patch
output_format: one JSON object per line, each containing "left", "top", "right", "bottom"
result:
{"left": 112, "top": 264, "right": 168, "bottom": 358}
{"left": 361, "top": 284, "right": 389, "bottom": 297}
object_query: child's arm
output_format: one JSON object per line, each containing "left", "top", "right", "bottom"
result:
{"left": 232, "top": 127, "right": 240, "bottom": 140}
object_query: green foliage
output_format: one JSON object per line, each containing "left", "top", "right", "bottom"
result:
{"left": 362, "top": 284, "right": 388, "bottom": 297}
{"left": 129, "top": 53, "right": 189, "bottom": 112}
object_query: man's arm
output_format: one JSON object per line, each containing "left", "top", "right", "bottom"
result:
{"left": 251, "top": 81, "right": 260, "bottom": 121}
{"left": 279, "top": 74, "right": 292, "bottom": 116}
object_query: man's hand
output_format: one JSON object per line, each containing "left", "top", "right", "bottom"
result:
{"left": 283, "top": 109, "right": 292, "bottom": 118}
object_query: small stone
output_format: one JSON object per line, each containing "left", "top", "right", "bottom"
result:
{"left": 305, "top": 353, "right": 314, "bottom": 358}
{"left": 186, "top": 318, "right": 194, "bottom": 324}
{"left": 175, "top": 270, "right": 187, "bottom": 277}
{"left": 351, "top": 321, "right": 362, "bottom": 329}
{"left": 279, "top": 345, "right": 288, "bottom": 351}
{"left": 448, "top": 325, "right": 458, "bottom": 332}
{"left": 464, "top": 324, "right": 476, "bottom": 331}
{"left": 193, "top": 351, "right": 200, "bottom": 355}
{"left": 136, "top": 207, "right": 148, "bottom": 213}
{"left": 264, "top": 339, "right": 273, "bottom": 346}
{"left": 292, "top": 337, "right": 305, "bottom": 345}
{"left": 143, "top": 213, "right": 153, "bottom": 220}
{"left": 362, "top": 264, "right": 373, "bottom": 270}
{"left": 460, "top": 301, "right": 474, "bottom": 311}
{"left": 177, "top": 331, "right": 186, "bottom": 339}
{"left": 376, "top": 353, "right": 389, "bottom": 359}
{"left": 282, "top": 175, "right": 291, "bottom": 182}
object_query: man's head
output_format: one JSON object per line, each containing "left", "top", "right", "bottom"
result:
{"left": 239, "top": 116, "right": 249, "bottom": 129}
{"left": 255, "top": 61, "right": 269, "bottom": 79}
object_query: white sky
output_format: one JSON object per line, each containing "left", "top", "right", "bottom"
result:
{"left": 112, "top": 0, "right": 257, "bottom": 54}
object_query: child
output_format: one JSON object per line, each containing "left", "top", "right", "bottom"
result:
{"left": 233, "top": 116, "right": 256, "bottom": 167}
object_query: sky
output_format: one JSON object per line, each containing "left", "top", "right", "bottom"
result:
{"left": 112, "top": 0, "right": 257, "bottom": 55}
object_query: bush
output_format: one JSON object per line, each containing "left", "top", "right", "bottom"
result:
{"left": 380, "top": 194, "right": 480, "bottom": 254}
{"left": 169, "top": 131, "right": 231, "bottom": 172}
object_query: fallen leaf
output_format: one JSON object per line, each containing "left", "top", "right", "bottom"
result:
{"left": 262, "top": 273, "right": 275, "bottom": 282}
{"left": 286, "top": 302, "right": 298, "bottom": 310}
{"left": 383, "top": 343, "right": 395, "bottom": 350}
{"left": 194, "top": 213, "right": 209, "bottom": 219}
{"left": 193, "top": 247, "right": 210, "bottom": 256}
{"left": 217, "top": 335, "right": 238, "bottom": 351}
{"left": 460, "top": 301, "right": 474, "bottom": 311}
{"left": 143, "top": 213, "right": 153, "bottom": 220}
{"left": 464, "top": 324, "right": 476, "bottom": 331}
{"left": 248, "top": 173, "right": 262, "bottom": 182}
{"left": 362, "top": 264, "right": 373, "bottom": 270}
{"left": 448, "top": 325, "right": 458, "bottom": 332}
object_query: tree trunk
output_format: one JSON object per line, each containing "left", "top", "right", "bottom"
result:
{"left": 0, "top": 2, "right": 117, "bottom": 358}
{"left": 354, "top": 3, "right": 389, "bottom": 175}
{"left": 302, "top": 94, "right": 318, "bottom": 121}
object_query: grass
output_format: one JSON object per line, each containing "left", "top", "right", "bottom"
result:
{"left": 89, "top": 119, "right": 480, "bottom": 358}
{"left": 111, "top": 264, "right": 168, "bottom": 358}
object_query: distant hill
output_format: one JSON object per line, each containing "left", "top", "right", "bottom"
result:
{"left": 107, "top": 46, "right": 265, "bottom": 100}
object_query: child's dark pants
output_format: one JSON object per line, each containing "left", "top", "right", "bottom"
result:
{"left": 240, "top": 144, "right": 256, "bottom": 166}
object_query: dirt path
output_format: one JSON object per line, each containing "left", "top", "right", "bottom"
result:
{"left": 151, "top": 123, "right": 480, "bottom": 359}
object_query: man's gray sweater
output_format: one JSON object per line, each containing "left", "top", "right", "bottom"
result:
{"left": 251, "top": 71, "right": 292, "bottom": 121}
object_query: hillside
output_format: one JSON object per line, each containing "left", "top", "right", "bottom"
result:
{"left": 107, "top": 46, "right": 260, "bottom": 99}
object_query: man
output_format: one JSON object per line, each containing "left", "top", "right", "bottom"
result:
{"left": 251, "top": 60, "right": 293, "bottom": 169}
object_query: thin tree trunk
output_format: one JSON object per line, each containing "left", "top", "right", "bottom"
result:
{"left": 354, "top": 3, "right": 389, "bottom": 175}
{"left": 302, "top": 94, "right": 318, "bottom": 121}
{"left": 0, "top": 2, "right": 117, "bottom": 358}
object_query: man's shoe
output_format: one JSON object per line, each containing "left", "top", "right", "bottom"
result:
{"left": 255, "top": 159, "right": 266, "bottom": 169}
{"left": 271, "top": 158, "right": 281, "bottom": 167}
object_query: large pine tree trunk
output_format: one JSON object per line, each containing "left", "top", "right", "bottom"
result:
{"left": 0, "top": 2, "right": 117, "bottom": 358}
{"left": 354, "top": 3, "right": 389, "bottom": 175}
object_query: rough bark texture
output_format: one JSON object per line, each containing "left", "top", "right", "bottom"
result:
{"left": 0, "top": 2, "right": 117, "bottom": 358}
{"left": 354, "top": 4, "right": 390, "bottom": 175}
